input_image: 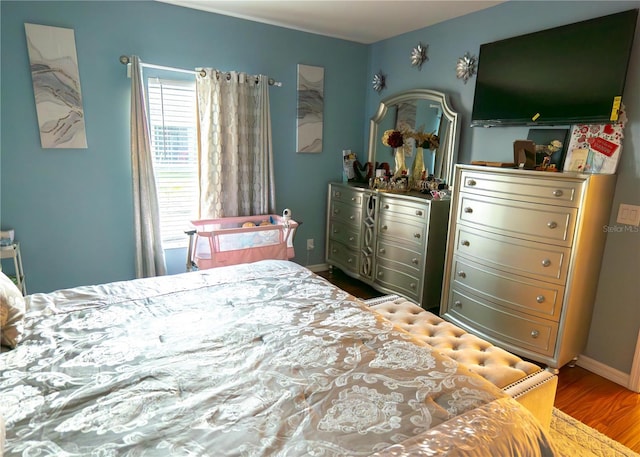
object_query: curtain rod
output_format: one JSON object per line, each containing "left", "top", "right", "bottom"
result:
{"left": 119, "top": 55, "right": 282, "bottom": 87}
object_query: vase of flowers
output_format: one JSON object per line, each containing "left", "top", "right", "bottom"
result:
{"left": 382, "top": 129, "right": 408, "bottom": 178}
{"left": 410, "top": 131, "right": 440, "bottom": 186}
{"left": 410, "top": 147, "right": 425, "bottom": 186}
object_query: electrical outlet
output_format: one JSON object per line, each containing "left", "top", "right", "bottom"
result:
{"left": 617, "top": 204, "right": 640, "bottom": 226}
{"left": 306, "top": 239, "right": 315, "bottom": 250}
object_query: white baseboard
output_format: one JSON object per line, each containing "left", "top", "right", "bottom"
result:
{"left": 576, "top": 355, "right": 630, "bottom": 389}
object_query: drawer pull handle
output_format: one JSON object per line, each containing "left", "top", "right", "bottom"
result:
{"left": 467, "top": 179, "right": 477, "bottom": 186}
{"left": 536, "top": 295, "right": 545, "bottom": 303}
{"left": 552, "top": 190, "right": 563, "bottom": 197}
{"left": 382, "top": 225, "right": 388, "bottom": 231}
{"left": 332, "top": 249, "right": 337, "bottom": 253}
{"left": 349, "top": 215, "right": 355, "bottom": 220}
{"left": 415, "top": 210, "right": 423, "bottom": 216}
{"left": 379, "top": 248, "right": 386, "bottom": 254}
{"left": 461, "top": 240, "right": 470, "bottom": 247}
{"left": 348, "top": 236, "right": 354, "bottom": 242}
{"left": 453, "top": 300, "right": 462, "bottom": 308}
{"left": 410, "top": 282, "right": 416, "bottom": 290}
{"left": 347, "top": 258, "right": 353, "bottom": 263}
{"left": 334, "top": 209, "right": 340, "bottom": 214}
{"left": 351, "top": 197, "right": 356, "bottom": 201}
{"left": 414, "top": 233, "right": 421, "bottom": 239}
{"left": 464, "top": 207, "right": 473, "bottom": 213}
{"left": 378, "top": 271, "right": 384, "bottom": 277}
{"left": 335, "top": 191, "right": 342, "bottom": 197}
{"left": 412, "top": 258, "right": 419, "bottom": 265}
{"left": 531, "top": 330, "right": 540, "bottom": 339}
{"left": 457, "top": 271, "right": 466, "bottom": 278}
{"left": 547, "top": 221, "right": 558, "bottom": 229}
{"left": 541, "top": 259, "right": 551, "bottom": 267}
{"left": 384, "top": 204, "right": 390, "bottom": 209}
{"left": 333, "top": 229, "right": 339, "bottom": 234}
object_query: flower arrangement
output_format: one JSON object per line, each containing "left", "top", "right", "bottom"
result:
{"left": 381, "top": 129, "right": 405, "bottom": 148}
{"left": 382, "top": 128, "right": 439, "bottom": 152}
{"left": 411, "top": 131, "right": 440, "bottom": 150}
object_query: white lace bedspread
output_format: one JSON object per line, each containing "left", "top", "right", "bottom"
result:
{"left": 0, "top": 260, "right": 557, "bottom": 456}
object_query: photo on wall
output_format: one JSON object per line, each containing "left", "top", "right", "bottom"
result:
{"left": 296, "top": 64, "right": 324, "bottom": 153}
{"left": 25, "top": 23, "right": 87, "bottom": 149}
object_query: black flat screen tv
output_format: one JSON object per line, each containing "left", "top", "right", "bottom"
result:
{"left": 471, "top": 9, "right": 638, "bottom": 127}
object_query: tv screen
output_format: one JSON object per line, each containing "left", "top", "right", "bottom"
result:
{"left": 471, "top": 9, "right": 638, "bottom": 127}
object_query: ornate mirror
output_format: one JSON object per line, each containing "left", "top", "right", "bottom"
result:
{"left": 368, "top": 89, "right": 459, "bottom": 186}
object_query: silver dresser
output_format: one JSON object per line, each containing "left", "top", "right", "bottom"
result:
{"left": 327, "top": 182, "right": 449, "bottom": 310}
{"left": 440, "top": 165, "right": 617, "bottom": 370}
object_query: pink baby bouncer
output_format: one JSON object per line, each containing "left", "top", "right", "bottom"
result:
{"left": 186, "top": 210, "right": 298, "bottom": 271}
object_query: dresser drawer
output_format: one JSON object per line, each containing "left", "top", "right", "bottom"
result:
{"left": 445, "top": 288, "right": 558, "bottom": 357}
{"left": 459, "top": 169, "right": 584, "bottom": 207}
{"left": 455, "top": 226, "right": 570, "bottom": 284}
{"left": 327, "top": 240, "right": 359, "bottom": 272}
{"left": 378, "top": 214, "right": 426, "bottom": 250}
{"left": 458, "top": 193, "right": 576, "bottom": 246}
{"left": 328, "top": 221, "right": 360, "bottom": 247}
{"left": 379, "top": 196, "right": 429, "bottom": 223}
{"left": 451, "top": 256, "right": 563, "bottom": 320}
{"left": 329, "top": 185, "right": 363, "bottom": 206}
{"left": 376, "top": 241, "right": 422, "bottom": 273}
{"left": 374, "top": 260, "right": 421, "bottom": 302}
{"left": 330, "top": 200, "right": 362, "bottom": 226}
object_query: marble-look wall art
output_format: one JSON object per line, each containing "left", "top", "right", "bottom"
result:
{"left": 25, "top": 23, "right": 88, "bottom": 149}
{"left": 296, "top": 64, "right": 324, "bottom": 153}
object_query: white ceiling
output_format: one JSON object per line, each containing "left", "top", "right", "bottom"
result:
{"left": 157, "top": 0, "right": 506, "bottom": 44}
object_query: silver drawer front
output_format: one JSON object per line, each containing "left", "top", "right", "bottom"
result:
{"left": 330, "top": 186, "right": 363, "bottom": 206}
{"left": 455, "top": 227, "right": 570, "bottom": 284}
{"left": 458, "top": 193, "right": 576, "bottom": 247}
{"left": 379, "top": 197, "right": 428, "bottom": 222}
{"left": 459, "top": 170, "right": 583, "bottom": 207}
{"left": 447, "top": 288, "right": 558, "bottom": 356}
{"left": 375, "top": 260, "right": 421, "bottom": 302}
{"left": 451, "top": 256, "right": 563, "bottom": 320}
{"left": 376, "top": 241, "right": 422, "bottom": 273}
{"left": 330, "top": 200, "right": 362, "bottom": 226}
{"left": 328, "top": 240, "right": 359, "bottom": 270}
{"left": 328, "top": 221, "right": 360, "bottom": 247}
{"left": 378, "top": 214, "right": 426, "bottom": 250}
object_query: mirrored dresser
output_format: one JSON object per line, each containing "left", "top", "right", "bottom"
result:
{"left": 327, "top": 183, "right": 449, "bottom": 311}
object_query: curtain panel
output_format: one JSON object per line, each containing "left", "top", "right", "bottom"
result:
{"left": 196, "top": 71, "right": 275, "bottom": 218}
{"left": 130, "top": 56, "right": 167, "bottom": 277}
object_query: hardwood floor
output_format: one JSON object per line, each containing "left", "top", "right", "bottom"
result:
{"left": 555, "top": 365, "right": 640, "bottom": 452}
{"left": 318, "top": 268, "right": 640, "bottom": 452}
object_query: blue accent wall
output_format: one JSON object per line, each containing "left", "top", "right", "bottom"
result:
{"left": 2, "top": 1, "right": 639, "bottom": 374}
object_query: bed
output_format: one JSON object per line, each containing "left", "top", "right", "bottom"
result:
{"left": 0, "top": 260, "right": 558, "bottom": 456}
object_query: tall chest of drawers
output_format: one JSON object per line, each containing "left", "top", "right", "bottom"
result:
{"left": 440, "top": 165, "right": 617, "bottom": 370}
{"left": 327, "top": 182, "right": 449, "bottom": 310}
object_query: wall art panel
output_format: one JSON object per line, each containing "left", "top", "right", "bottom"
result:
{"left": 25, "top": 23, "right": 88, "bottom": 148}
{"left": 296, "top": 64, "right": 324, "bottom": 153}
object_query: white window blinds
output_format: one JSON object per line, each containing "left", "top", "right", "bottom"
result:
{"left": 147, "top": 78, "right": 198, "bottom": 249}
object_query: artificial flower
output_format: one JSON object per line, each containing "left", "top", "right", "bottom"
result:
{"left": 382, "top": 129, "right": 404, "bottom": 148}
{"left": 411, "top": 131, "right": 440, "bottom": 150}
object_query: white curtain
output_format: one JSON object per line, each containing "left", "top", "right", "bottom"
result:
{"left": 130, "top": 56, "right": 167, "bottom": 277}
{"left": 196, "top": 70, "right": 275, "bottom": 218}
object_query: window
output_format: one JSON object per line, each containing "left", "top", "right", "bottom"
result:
{"left": 147, "top": 78, "right": 198, "bottom": 249}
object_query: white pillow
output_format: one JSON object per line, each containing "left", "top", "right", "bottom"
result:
{"left": 0, "top": 271, "right": 25, "bottom": 348}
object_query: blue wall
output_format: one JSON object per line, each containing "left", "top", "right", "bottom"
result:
{"left": 367, "top": 1, "right": 640, "bottom": 375}
{"left": 2, "top": 1, "right": 639, "bottom": 374}
{"left": 1, "top": 0, "right": 368, "bottom": 291}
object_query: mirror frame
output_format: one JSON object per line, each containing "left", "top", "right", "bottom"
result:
{"left": 368, "top": 89, "right": 459, "bottom": 186}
